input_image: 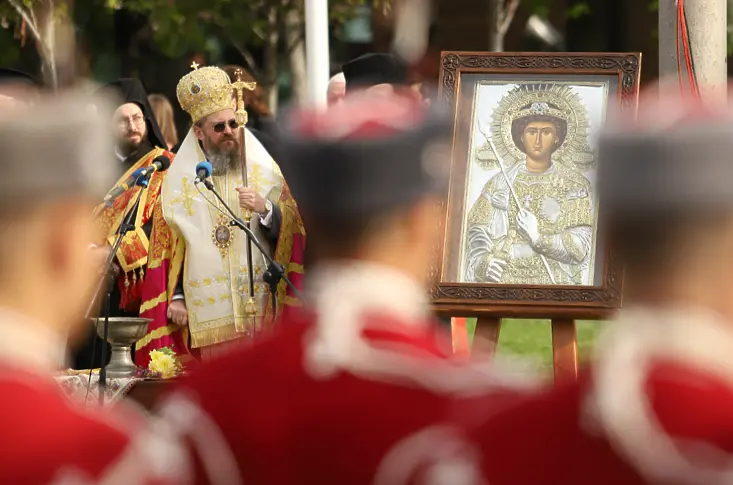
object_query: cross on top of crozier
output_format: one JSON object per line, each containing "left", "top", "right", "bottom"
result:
{"left": 231, "top": 69, "right": 257, "bottom": 127}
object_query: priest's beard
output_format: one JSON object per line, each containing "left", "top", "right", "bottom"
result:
{"left": 206, "top": 135, "right": 240, "bottom": 176}
{"left": 117, "top": 124, "right": 148, "bottom": 158}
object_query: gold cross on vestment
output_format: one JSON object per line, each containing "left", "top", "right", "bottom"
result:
{"left": 169, "top": 176, "right": 197, "bottom": 216}
{"left": 249, "top": 164, "right": 264, "bottom": 192}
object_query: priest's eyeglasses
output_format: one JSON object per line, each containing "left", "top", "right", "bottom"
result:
{"left": 116, "top": 113, "right": 145, "bottom": 128}
{"left": 212, "top": 119, "right": 239, "bottom": 133}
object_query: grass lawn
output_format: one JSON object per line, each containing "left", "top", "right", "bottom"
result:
{"left": 464, "top": 318, "right": 605, "bottom": 374}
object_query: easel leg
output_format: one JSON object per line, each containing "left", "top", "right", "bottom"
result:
{"left": 551, "top": 318, "right": 578, "bottom": 381}
{"left": 451, "top": 318, "right": 471, "bottom": 356}
{"left": 473, "top": 317, "right": 502, "bottom": 357}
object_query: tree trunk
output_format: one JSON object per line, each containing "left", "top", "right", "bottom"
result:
{"left": 284, "top": 8, "right": 307, "bottom": 106}
{"left": 488, "top": 0, "right": 504, "bottom": 51}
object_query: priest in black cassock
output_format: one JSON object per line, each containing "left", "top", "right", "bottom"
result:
{"left": 72, "top": 79, "right": 174, "bottom": 369}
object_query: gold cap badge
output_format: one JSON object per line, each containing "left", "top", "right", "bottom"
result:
{"left": 176, "top": 62, "right": 235, "bottom": 123}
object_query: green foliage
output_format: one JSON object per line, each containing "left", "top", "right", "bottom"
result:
{"left": 522, "top": 0, "right": 551, "bottom": 19}
{"left": 519, "top": 0, "right": 591, "bottom": 20}
{"left": 158, "top": 346, "right": 176, "bottom": 356}
{"left": 567, "top": 1, "right": 591, "bottom": 19}
{"left": 122, "top": 0, "right": 367, "bottom": 61}
{"left": 0, "top": 25, "right": 20, "bottom": 65}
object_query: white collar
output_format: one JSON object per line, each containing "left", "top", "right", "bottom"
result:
{"left": 114, "top": 147, "right": 127, "bottom": 162}
{"left": 303, "top": 261, "right": 429, "bottom": 376}
{"left": 306, "top": 260, "right": 430, "bottom": 326}
{"left": 302, "top": 261, "right": 541, "bottom": 394}
{"left": 0, "top": 308, "right": 68, "bottom": 373}
{"left": 590, "top": 304, "right": 733, "bottom": 484}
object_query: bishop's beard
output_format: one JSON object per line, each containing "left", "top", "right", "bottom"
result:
{"left": 207, "top": 138, "right": 240, "bottom": 176}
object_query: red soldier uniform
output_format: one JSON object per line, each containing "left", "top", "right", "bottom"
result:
{"left": 0, "top": 311, "right": 190, "bottom": 485}
{"left": 474, "top": 308, "right": 733, "bottom": 485}
{"left": 471, "top": 87, "right": 733, "bottom": 485}
{"left": 164, "top": 92, "right": 535, "bottom": 484}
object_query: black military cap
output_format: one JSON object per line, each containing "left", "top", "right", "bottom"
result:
{"left": 597, "top": 86, "right": 733, "bottom": 217}
{"left": 0, "top": 68, "right": 41, "bottom": 86}
{"left": 278, "top": 93, "right": 452, "bottom": 222}
{"left": 342, "top": 53, "right": 408, "bottom": 91}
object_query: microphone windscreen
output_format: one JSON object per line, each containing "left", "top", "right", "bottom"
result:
{"left": 130, "top": 167, "right": 147, "bottom": 178}
{"left": 153, "top": 154, "right": 172, "bottom": 171}
{"left": 195, "top": 161, "right": 213, "bottom": 177}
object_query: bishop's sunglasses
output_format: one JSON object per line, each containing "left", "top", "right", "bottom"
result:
{"left": 212, "top": 119, "right": 239, "bottom": 133}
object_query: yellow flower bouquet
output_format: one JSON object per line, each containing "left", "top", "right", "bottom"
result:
{"left": 147, "top": 347, "right": 182, "bottom": 379}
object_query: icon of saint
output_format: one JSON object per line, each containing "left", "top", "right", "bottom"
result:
{"left": 464, "top": 85, "right": 595, "bottom": 285}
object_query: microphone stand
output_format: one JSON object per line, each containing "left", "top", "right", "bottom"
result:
{"left": 85, "top": 173, "right": 151, "bottom": 405}
{"left": 198, "top": 179, "right": 304, "bottom": 323}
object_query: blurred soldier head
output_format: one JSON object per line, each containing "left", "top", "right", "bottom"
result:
{"left": 342, "top": 53, "right": 422, "bottom": 103}
{"left": 0, "top": 68, "right": 42, "bottom": 105}
{"left": 278, "top": 93, "right": 451, "bottom": 283}
{"left": 0, "top": 94, "right": 115, "bottom": 342}
{"left": 597, "top": 82, "right": 733, "bottom": 313}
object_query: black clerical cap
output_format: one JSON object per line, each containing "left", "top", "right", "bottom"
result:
{"left": 97, "top": 78, "right": 167, "bottom": 150}
{"left": 278, "top": 94, "right": 452, "bottom": 222}
{"left": 597, "top": 83, "right": 733, "bottom": 217}
{"left": 342, "top": 53, "right": 408, "bottom": 90}
{"left": 0, "top": 68, "right": 41, "bottom": 86}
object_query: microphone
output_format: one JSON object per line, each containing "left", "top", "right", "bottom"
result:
{"left": 194, "top": 161, "right": 213, "bottom": 184}
{"left": 104, "top": 154, "right": 172, "bottom": 205}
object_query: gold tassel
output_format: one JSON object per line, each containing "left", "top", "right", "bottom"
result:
{"left": 244, "top": 296, "right": 257, "bottom": 316}
{"left": 132, "top": 270, "right": 137, "bottom": 285}
{"left": 124, "top": 272, "right": 130, "bottom": 288}
{"left": 139, "top": 267, "right": 145, "bottom": 282}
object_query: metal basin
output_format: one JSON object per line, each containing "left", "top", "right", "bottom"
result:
{"left": 94, "top": 317, "right": 151, "bottom": 378}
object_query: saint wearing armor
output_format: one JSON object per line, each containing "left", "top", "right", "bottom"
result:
{"left": 464, "top": 83, "right": 597, "bottom": 285}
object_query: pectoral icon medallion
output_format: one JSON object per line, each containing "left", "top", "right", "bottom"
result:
{"left": 212, "top": 217, "right": 234, "bottom": 256}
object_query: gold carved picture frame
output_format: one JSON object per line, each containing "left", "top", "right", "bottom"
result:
{"left": 432, "top": 51, "right": 642, "bottom": 319}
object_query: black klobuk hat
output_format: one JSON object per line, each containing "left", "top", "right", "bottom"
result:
{"left": 342, "top": 53, "right": 408, "bottom": 91}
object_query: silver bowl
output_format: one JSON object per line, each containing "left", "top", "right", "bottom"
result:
{"left": 94, "top": 317, "right": 151, "bottom": 378}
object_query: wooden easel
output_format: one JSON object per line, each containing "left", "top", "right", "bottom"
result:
{"left": 472, "top": 317, "right": 579, "bottom": 381}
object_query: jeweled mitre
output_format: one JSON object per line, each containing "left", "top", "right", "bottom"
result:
{"left": 176, "top": 64, "right": 234, "bottom": 123}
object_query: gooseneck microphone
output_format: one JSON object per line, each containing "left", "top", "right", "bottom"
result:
{"left": 103, "top": 154, "right": 172, "bottom": 205}
{"left": 191, "top": 163, "right": 305, "bottom": 319}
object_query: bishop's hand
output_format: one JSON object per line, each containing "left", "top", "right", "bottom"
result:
{"left": 517, "top": 210, "right": 540, "bottom": 245}
{"left": 236, "top": 186, "right": 267, "bottom": 214}
{"left": 167, "top": 299, "right": 188, "bottom": 327}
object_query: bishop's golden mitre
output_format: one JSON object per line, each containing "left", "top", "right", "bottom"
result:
{"left": 176, "top": 62, "right": 234, "bottom": 123}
